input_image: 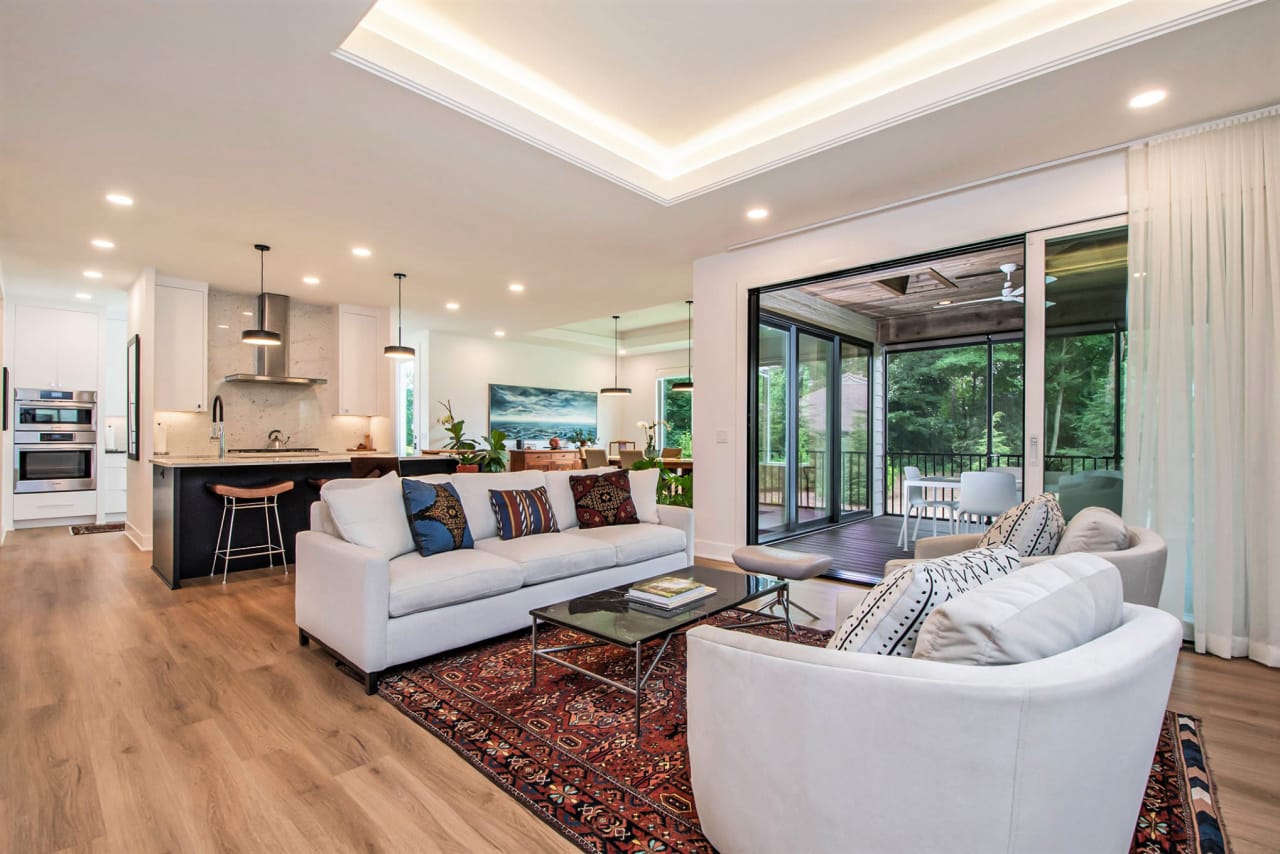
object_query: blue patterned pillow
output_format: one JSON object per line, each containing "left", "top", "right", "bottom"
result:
{"left": 402, "top": 479, "right": 473, "bottom": 556}
{"left": 489, "top": 486, "right": 559, "bottom": 540}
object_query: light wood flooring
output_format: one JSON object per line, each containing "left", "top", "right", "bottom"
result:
{"left": 2, "top": 527, "right": 1278, "bottom": 852}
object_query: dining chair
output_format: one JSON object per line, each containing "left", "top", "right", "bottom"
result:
{"left": 955, "top": 470, "right": 1020, "bottom": 532}
{"left": 583, "top": 448, "right": 609, "bottom": 468}
{"left": 661, "top": 447, "right": 682, "bottom": 459}
{"left": 618, "top": 449, "right": 645, "bottom": 469}
{"left": 609, "top": 440, "right": 636, "bottom": 456}
{"left": 898, "top": 465, "right": 958, "bottom": 548}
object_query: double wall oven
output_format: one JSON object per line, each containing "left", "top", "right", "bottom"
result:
{"left": 14, "top": 389, "right": 97, "bottom": 494}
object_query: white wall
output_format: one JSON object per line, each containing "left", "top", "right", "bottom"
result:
{"left": 691, "top": 151, "right": 1128, "bottom": 560}
{"left": 423, "top": 331, "right": 626, "bottom": 450}
{"left": 126, "top": 269, "right": 156, "bottom": 550}
{"left": 617, "top": 350, "right": 690, "bottom": 448}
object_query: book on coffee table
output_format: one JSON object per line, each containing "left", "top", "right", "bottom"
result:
{"left": 626, "top": 576, "right": 716, "bottom": 609}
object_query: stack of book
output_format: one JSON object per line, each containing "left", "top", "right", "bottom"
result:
{"left": 626, "top": 576, "right": 716, "bottom": 611}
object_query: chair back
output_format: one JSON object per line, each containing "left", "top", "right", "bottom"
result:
{"left": 957, "top": 470, "right": 1019, "bottom": 518}
{"left": 902, "top": 465, "right": 924, "bottom": 505}
{"left": 986, "top": 465, "right": 1023, "bottom": 483}
{"left": 609, "top": 440, "right": 636, "bottom": 456}
{"left": 618, "top": 449, "right": 645, "bottom": 469}
{"left": 583, "top": 448, "right": 609, "bottom": 468}
{"left": 351, "top": 456, "right": 401, "bottom": 479}
{"left": 661, "top": 447, "right": 681, "bottom": 459}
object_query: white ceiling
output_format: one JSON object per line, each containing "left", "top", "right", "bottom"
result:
{"left": 1, "top": 0, "right": 1278, "bottom": 343}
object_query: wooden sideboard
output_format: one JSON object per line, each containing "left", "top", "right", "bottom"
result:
{"left": 508, "top": 449, "right": 583, "bottom": 472}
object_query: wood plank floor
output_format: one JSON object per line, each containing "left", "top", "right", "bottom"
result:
{"left": 2, "top": 527, "right": 1278, "bottom": 852}
{"left": 771, "top": 514, "right": 923, "bottom": 584}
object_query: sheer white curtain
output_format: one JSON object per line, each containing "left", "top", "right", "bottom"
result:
{"left": 1125, "top": 107, "right": 1280, "bottom": 666}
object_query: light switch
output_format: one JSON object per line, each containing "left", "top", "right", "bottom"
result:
{"left": 715, "top": 429, "right": 729, "bottom": 444}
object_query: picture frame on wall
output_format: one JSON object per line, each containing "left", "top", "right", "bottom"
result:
{"left": 126, "top": 334, "right": 140, "bottom": 461}
{"left": 488, "top": 383, "right": 598, "bottom": 444}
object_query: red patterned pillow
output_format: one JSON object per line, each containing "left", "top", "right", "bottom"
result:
{"left": 570, "top": 471, "right": 639, "bottom": 528}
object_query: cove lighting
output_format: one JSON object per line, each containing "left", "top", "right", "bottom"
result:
{"left": 83, "top": 270, "right": 103, "bottom": 279}
{"left": 302, "top": 275, "right": 321, "bottom": 285}
{"left": 1128, "top": 88, "right": 1167, "bottom": 109}
{"left": 937, "top": 299, "right": 953, "bottom": 306}
{"left": 352, "top": 246, "right": 372, "bottom": 257}
{"left": 91, "top": 238, "right": 115, "bottom": 249}
{"left": 217, "top": 324, "right": 230, "bottom": 329}
{"left": 746, "top": 207, "right": 769, "bottom": 220}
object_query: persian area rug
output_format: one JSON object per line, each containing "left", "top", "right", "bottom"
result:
{"left": 69, "top": 522, "right": 125, "bottom": 535}
{"left": 378, "top": 614, "right": 1229, "bottom": 854}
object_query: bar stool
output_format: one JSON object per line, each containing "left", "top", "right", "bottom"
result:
{"left": 208, "top": 480, "right": 294, "bottom": 584}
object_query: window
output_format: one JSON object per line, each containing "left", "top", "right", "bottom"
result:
{"left": 396, "top": 357, "right": 416, "bottom": 455}
{"left": 657, "top": 376, "right": 692, "bottom": 455}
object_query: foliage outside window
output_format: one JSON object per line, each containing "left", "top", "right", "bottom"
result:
{"left": 657, "top": 377, "right": 692, "bottom": 456}
{"left": 397, "top": 358, "right": 416, "bottom": 455}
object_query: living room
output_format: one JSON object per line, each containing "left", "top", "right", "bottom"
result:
{"left": 2, "top": 1, "right": 1279, "bottom": 852}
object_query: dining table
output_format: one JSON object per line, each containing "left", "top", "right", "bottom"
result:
{"left": 608, "top": 456, "right": 694, "bottom": 473}
{"left": 899, "top": 472, "right": 1024, "bottom": 549}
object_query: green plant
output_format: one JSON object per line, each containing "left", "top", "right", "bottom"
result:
{"left": 566, "top": 428, "right": 594, "bottom": 448}
{"left": 627, "top": 456, "right": 692, "bottom": 507}
{"left": 476, "top": 427, "right": 508, "bottom": 473}
{"left": 437, "top": 400, "right": 480, "bottom": 466}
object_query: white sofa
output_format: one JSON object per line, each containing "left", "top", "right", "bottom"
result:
{"left": 296, "top": 469, "right": 694, "bottom": 692}
{"left": 686, "top": 603, "right": 1182, "bottom": 854}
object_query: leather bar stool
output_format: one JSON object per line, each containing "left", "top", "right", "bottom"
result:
{"left": 207, "top": 480, "right": 294, "bottom": 584}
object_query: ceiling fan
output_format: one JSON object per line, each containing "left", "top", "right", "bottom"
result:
{"left": 936, "top": 263, "right": 1054, "bottom": 308}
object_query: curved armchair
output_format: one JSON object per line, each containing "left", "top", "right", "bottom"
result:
{"left": 687, "top": 605, "right": 1182, "bottom": 854}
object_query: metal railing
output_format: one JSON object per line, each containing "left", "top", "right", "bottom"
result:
{"left": 757, "top": 450, "right": 870, "bottom": 516}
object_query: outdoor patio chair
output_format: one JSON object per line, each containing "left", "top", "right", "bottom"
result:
{"left": 955, "top": 470, "right": 1019, "bottom": 532}
{"left": 898, "top": 465, "right": 958, "bottom": 548}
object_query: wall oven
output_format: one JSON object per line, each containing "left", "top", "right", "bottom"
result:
{"left": 15, "top": 388, "right": 97, "bottom": 433}
{"left": 15, "top": 432, "right": 97, "bottom": 493}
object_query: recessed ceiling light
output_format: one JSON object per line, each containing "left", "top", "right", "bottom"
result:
{"left": 445, "top": 302, "right": 460, "bottom": 311}
{"left": 105, "top": 193, "right": 134, "bottom": 206}
{"left": 83, "top": 270, "right": 103, "bottom": 279}
{"left": 494, "top": 329, "right": 506, "bottom": 337}
{"left": 216, "top": 324, "right": 230, "bottom": 329}
{"left": 1128, "top": 89, "right": 1167, "bottom": 109}
{"left": 352, "top": 246, "right": 372, "bottom": 257}
{"left": 75, "top": 292, "right": 93, "bottom": 301}
{"left": 302, "top": 275, "right": 320, "bottom": 285}
{"left": 242, "top": 311, "right": 254, "bottom": 316}
{"left": 618, "top": 348, "right": 628, "bottom": 355}
{"left": 508, "top": 282, "right": 525, "bottom": 293}
{"left": 91, "top": 238, "right": 115, "bottom": 249}
{"left": 936, "top": 300, "right": 952, "bottom": 306}
{"left": 746, "top": 207, "right": 769, "bottom": 220}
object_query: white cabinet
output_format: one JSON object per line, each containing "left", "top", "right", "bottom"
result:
{"left": 14, "top": 491, "right": 96, "bottom": 522}
{"left": 13, "top": 305, "right": 99, "bottom": 390}
{"left": 153, "top": 280, "right": 208, "bottom": 412}
{"left": 101, "top": 318, "right": 128, "bottom": 417}
{"left": 99, "top": 453, "right": 128, "bottom": 516}
{"left": 338, "top": 305, "right": 383, "bottom": 416}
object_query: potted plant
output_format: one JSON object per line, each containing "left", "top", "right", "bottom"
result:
{"left": 437, "top": 400, "right": 481, "bottom": 472}
{"left": 566, "top": 428, "right": 594, "bottom": 449}
{"left": 476, "top": 428, "right": 508, "bottom": 473}
{"left": 636, "top": 420, "right": 668, "bottom": 459}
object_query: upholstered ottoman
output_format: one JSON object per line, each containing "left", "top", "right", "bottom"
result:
{"left": 731, "top": 545, "right": 832, "bottom": 621}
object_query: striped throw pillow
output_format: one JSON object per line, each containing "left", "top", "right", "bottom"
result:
{"left": 489, "top": 486, "right": 559, "bottom": 540}
{"left": 977, "top": 492, "right": 1066, "bottom": 556}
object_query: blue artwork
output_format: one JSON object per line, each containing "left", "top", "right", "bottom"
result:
{"left": 488, "top": 383, "right": 598, "bottom": 443}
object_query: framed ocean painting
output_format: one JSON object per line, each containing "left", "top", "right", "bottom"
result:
{"left": 488, "top": 383, "right": 597, "bottom": 443}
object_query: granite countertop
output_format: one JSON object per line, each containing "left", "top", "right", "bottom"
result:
{"left": 149, "top": 452, "right": 452, "bottom": 469}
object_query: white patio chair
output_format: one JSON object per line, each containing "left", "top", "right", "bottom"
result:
{"left": 955, "top": 470, "right": 1020, "bottom": 532}
{"left": 897, "top": 465, "right": 957, "bottom": 548}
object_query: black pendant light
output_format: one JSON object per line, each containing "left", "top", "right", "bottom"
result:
{"left": 600, "top": 315, "right": 631, "bottom": 396}
{"left": 242, "top": 243, "right": 282, "bottom": 346}
{"left": 672, "top": 299, "right": 694, "bottom": 392}
{"left": 384, "top": 272, "right": 415, "bottom": 360}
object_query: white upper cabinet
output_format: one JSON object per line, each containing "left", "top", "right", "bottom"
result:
{"left": 153, "top": 279, "right": 209, "bottom": 412}
{"left": 14, "top": 305, "right": 99, "bottom": 390}
{"left": 338, "top": 305, "right": 383, "bottom": 416}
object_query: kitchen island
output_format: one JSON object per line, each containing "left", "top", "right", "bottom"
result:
{"left": 150, "top": 453, "right": 456, "bottom": 588}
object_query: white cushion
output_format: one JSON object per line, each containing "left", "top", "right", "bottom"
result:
{"left": 913, "top": 554, "right": 1124, "bottom": 664}
{"left": 320, "top": 472, "right": 415, "bottom": 560}
{"left": 544, "top": 466, "right": 618, "bottom": 530}
{"left": 627, "top": 467, "right": 661, "bottom": 524}
{"left": 474, "top": 531, "right": 616, "bottom": 584}
{"left": 450, "top": 471, "right": 547, "bottom": 541}
{"left": 828, "top": 546, "right": 1020, "bottom": 656}
{"left": 977, "top": 493, "right": 1066, "bottom": 556}
{"left": 405, "top": 473, "right": 453, "bottom": 486}
{"left": 388, "top": 549, "right": 523, "bottom": 618}
{"left": 573, "top": 523, "right": 687, "bottom": 566}
{"left": 1056, "top": 506, "right": 1130, "bottom": 554}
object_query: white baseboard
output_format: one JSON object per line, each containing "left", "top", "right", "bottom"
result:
{"left": 695, "top": 539, "right": 735, "bottom": 563}
{"left": 125, "top": 521, "right": 153, "bottom": 551}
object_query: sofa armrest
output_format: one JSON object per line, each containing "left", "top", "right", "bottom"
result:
{"left": 657, "top": 505, "right": 695, "bottom": 564}
{"left": 913, "top": 532, "right": 982, "bottom": 559}
{"left": 295, "top": 530, "right": 390, "bottom": 674}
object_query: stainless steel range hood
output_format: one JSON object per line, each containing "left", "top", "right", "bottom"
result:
{"left": 224, "top": 293, "right": 327, "bottom": 385}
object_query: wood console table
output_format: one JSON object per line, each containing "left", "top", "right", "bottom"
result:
{"left": 508, "top": 449, "right": 584, "bottom": 472}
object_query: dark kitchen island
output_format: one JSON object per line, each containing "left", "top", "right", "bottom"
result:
{"left": 150, "top": 453, "right": 457, "bottom": 588}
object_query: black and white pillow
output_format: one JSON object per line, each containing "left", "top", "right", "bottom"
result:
{"left": 827, "top": 546, "right": 1021, "bottom": 656}
{"left": 977, "top": 492, "right": 1066, "bottom": 557}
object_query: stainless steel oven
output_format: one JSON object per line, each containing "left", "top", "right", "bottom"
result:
{"left": 15, "top": 388, "right": 97, "bottom": 433}
{"left": 15, "top": 431, "right": 97, "bottom": 493}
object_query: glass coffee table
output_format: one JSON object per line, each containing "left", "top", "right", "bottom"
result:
{"left": 530, "top": 564, "right": 789, "bottom": 742}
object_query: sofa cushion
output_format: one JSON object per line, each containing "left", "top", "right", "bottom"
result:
{"left": 571, "top": 471, "right": 639, "bottom": 528}
{"left": 320, "top": 472, "right": 415, "bottom": 560}
{"left": 627, "top": 467, "right": 661, "bottom": 524}
{"left": 573, "top": 523, "right": 687, "bottom": 566}
{"left": 387, "top": 549, "right": 523, "bottom": 618}
{"left": 828, "top": 546, "right": 1021, "bottom": 656}
{"left": 913, "top": 554, "right": 1124, "bottom": 664}
{"left": 402, "top": 479, "right": 473, "bottom": 556}
{"left": 1056, "top": 506, "right": 1130, "bottom": 555}
{"left": 976, "top": 492, "right": 1065, "bottom": 557}
{"left": 545, "top": 466, "right": 618, "bottom": 530}
{"left": 474, "top": 531, "right": 616, "bottom": 585}
{"left": 451, "top": 471, "right": 547, "bottom": 541}
{"left": 489, "top": 486, "right": 559, "bottom": 540}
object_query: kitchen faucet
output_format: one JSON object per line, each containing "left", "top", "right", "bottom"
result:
{"left": 210, "top": 394, "right": 225, "bottom": 459}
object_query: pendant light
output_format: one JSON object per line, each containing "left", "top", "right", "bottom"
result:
{"left": 242, "top": 243, "right": 282, "bottom": 346}
{"left": 600, "top": 315, "right": 631, "bottom": 395}
{"left": 672, "top": 300, "right": 694, "bottom": 392}
{"left": 384, "top": 272, "right": 415, "bottom": 360}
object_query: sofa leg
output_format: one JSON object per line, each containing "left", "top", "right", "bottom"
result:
{"left": 298, "top": 628, "right": 310, "bottom": 647}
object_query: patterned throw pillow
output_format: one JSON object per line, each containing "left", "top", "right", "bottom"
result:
{"left": 401, "top": 479, "right": 473, "bottom": 556}
{"left": 976, "top": 492, "right": 1066, "bottom": 557}
{"left": 489, "top": 486, "right": 559, "bottom": 540}
{"left": 570, "top": 471, "right": 639, "bottom": 529}
{"left": 827, "top": 546, "right": 1021, "bottom": 656}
